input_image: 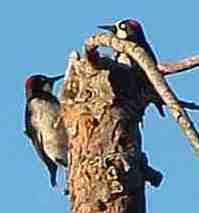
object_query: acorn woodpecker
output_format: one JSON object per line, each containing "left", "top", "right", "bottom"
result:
{"left": 98, "top": 19, "right": 165, "bottom": 117}
{"left": 24, "top": 74, "right": 68, "bottom": 188}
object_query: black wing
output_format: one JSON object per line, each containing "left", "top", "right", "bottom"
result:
{"left": 143, "top": 42, "right": 165, "bottom": 117}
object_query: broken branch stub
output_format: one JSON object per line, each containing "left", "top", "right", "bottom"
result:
{"left": 86, "top": 33, "right": 199, "bottom": 155}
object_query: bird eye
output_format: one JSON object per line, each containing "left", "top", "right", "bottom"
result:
{"left": 120, "top": 23, "right": 126, "bottom": 29}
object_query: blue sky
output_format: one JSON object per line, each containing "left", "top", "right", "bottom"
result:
{"left": 1, "top": 0, "right": 199, "bottom": 212}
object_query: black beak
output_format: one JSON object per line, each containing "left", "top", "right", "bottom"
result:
{"left": 98, "top": 25, "right": 116, "bottom": 34}
{"left": 49, "top": 74, "right": 64, "bottom": 83}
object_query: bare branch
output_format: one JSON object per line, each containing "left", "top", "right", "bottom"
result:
{"left": 158, "top": 55, "right": 199, "bottom": 76}
{"left": 86, "top": 33, "right": 199, "bottom": 155}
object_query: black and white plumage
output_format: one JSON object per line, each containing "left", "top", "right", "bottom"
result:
{"left": 98, "top": 19, "right": 165, "bottom": 117}
{"left": 24, "top": 74, "right": 68, "bottom": 187}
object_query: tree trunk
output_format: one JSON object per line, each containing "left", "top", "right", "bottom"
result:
{"left": 59, "top": 50, "right": 162, "bottom": 213}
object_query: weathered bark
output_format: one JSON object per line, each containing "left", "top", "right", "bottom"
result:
{"left": 59, "top": 47, "right": 162, "bottom": 212}
{"left": 59, "top": 33, "right": 199, "bottom": 213}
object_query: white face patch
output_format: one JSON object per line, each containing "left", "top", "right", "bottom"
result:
{"left": 115, "top": 21, "right": 127, "bottom": 39}
{"left": 120, "top": 23, "right": 126, "bottom": 29}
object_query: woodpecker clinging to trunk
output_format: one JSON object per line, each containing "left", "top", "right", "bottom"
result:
{"left": 24, "top": 74, "right": 68, "bottom": 188}
{"left": 98, "top": 19, "right": 165, "bottom": 117}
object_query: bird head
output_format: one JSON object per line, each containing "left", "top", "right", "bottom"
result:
{"left": 25, "top": 74, "right": 64, "bottom": 98}
{"left": 98, "top": 19, "right": 145, "bottom": 43}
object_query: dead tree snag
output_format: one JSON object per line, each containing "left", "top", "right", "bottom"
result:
{"left": 60, "top": 46, "right": 162, "bottom": 212}
{"left": 59, "top": 33, "right": 199, "bottom": 213}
